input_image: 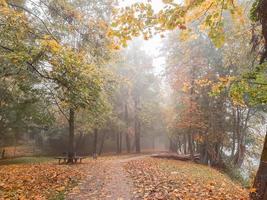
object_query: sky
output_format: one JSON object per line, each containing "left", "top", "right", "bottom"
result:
{"left": 119, "top": 0, "right": 168, "bottom": 75}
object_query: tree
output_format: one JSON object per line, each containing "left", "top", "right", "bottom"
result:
{"left": 248, "top": 0, "right": 267, "bottom": 199}
{"left": 0, "top": 0, "right": 115, "bottom": 162}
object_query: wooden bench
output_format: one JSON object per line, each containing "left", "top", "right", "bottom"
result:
{"left": 55, "top": 156, "right": 85, "bottom": 164}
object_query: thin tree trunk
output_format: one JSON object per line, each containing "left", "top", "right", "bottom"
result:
{"left": 125, "top": 103, "right": 131, "bottom": 153}
{"left": 116, "top": 131, "right": 120, "bottom": 154}
{"left": 188, "top": 67, "right": 195, "bottom": 160}
{"left": 236, "top": 109, "right": 251, "bottom": 167}
{"left": 188, "top": 132, "right": 194, "bottom": 160}
{"left": 93, "top": 128, "right": 98, "bottom": 155}
{"left": 134, "top": 97, "right": 141, "bottom": 153}
{"left": 231, "top": 108, "right": 236, "bottom": 158}
{"left": 200, "top": 131, "right": 208, "bottom": 164}
{"left": 119, "top": 131, "right": 122, "bottom": 153}
{"left": 183, "top": 134, "right": 187, "bottom": 154}
{"left": 75, "top": 132, "right": 83, "bottom": 154}
{"left": 234, "top": 107, "right": 244, "bottom": 166}
{"left": 13, "top": 137, "right": 17, "bottom": 157}
{"left": 135, "top": 120, "right": 141, "bottom": 153}
{"left": 169, "top": 138, "right": 176, "bottom": 152}
{"left": 67, "top": 108, "right": 75, "bottom": 163}
{"left": 98, "top": 131, "right": 107, "bottom": 155}
{"left": 1, "top": 149, "right": 5, "bottom": 159}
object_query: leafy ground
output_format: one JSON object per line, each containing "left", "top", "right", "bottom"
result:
{"left": 125, "top": 158, "right": 249, "bottom": 200}
{"left": 0, "top": 157, "right": 94, "bottom": 200}
{"left": 0, "top": 155, "right": 250, "bottom": 200}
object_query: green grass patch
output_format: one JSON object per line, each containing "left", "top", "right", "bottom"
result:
{"left": 159, "top": 159, "right": 240, "bottom": 183}
{"left": 49, "top": 191, "right": 65, "bottom": 200}
{"left": 0, "top": 156, "right": 53, "bottom": 165}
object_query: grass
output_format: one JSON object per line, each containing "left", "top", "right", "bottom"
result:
{"left": 0, "top": 154, "right": 124, "bottom": 166}
{"left": 49, "top": 191, "right": 65, "bottom": 200}
{"left": 0, "top": 156, "right": 53, "bottom": 165}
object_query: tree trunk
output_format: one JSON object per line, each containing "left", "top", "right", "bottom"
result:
{"left": 188, "top": 132, "right": 194, "bottom": 160}
{"left": 67, "top": 108, "right": 75, "bottom": 163}
{"left": 13, "top": 137, "right": 17, "bottom": 157}
{"left": 200, "top": 142, "right": 207, "bottom": 164}
{"left": 169, "top": 138, "right": 176, "bottom": 152}
{"left": 125, "top": 103, "right": 131, "bottom": 153}
{"left": 75, "top": 132, "right": 84, "bottom": 154}
{"left": 234, "top": 107, "right": 242, "bottom": 165}
{"left": 177, "top": 138, "right": 182, "bottom": 154}
{"left": 183, "top": 134, "right": 187, "bottom": 154}
{"left": 251, "top": 129, "right": 267, "bottom": 200}
{"left": 119, "top": 131, "right": 122, "bottom": 153}
{"left": 98, "top": 131, "right": 106, "bottom": 155}
{"left": 251, "top": 2, "right": 267, "bottom": 198}
{"left": 116, "top": 131, "right": 121, "bottom": 154}
{"left": 93, "top": 128, "right": 98, "bottom": 155}
{"left": 259, "top": 0, "right": 267, "bottom": 65}
{"left": 135, "top": 120, "right": 141, "bottom": 153}
{"left": 231, "top": 108, "right": 236, "bottom": 158}
{"left": 134, "top": 97, "right": 141, "bottom": 153}
{"left": 1, "top": 149, "right": 5, "bottom": 159}
{"left": 188, "top": 67, "right": 195, "bottom": 160}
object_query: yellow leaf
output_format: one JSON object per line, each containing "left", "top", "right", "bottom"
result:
{"left": 56, "top": 186, "right": 65, "bottom": 192}
{"left": 249, "top": 188, "right": 257, "bottom": 193}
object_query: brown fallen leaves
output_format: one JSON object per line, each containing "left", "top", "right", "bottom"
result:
{"left": 0, "top": 155, "right": 134, "bottom": 200}
{"left": 124, "top": 158, "right": 249, "bottom": 200}
{"left": 0, "top": 156, "right": 250, "bottom": 200}
{"left": 0, "top": 161, "right": 91, "bottom": 200}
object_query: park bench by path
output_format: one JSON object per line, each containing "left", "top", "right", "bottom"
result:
{"left": 55, "top": 156, "right": 85, "bottom": 164}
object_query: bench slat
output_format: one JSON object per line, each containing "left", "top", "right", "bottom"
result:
{"left": 55, "top": 156, "right": 85, "bottom": 164}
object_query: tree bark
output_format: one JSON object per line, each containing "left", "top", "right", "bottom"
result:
{"left": 134, "top": 97, "right": 141, "bottom": 153}
{"left": 251, "top": 129, "right": 267, "bottom": 200}
{"left": 234, "top": 107, "right": 242, "bottom": 165}
{"left": 116, "top": 131, "right": 121, "bottom": 154}
{"left": 188, "top": 132, "right": 194, "bottom": 160}
{"left": 183, "top": 133, "right": 187, "bottom": 154}
{"left": 75, "top": 132, "right": 84, "bottom": 154}
{"left": 93, "top": 128, "right": 98, "bottom": 155}
{"left": 1, "top": 149, "right": 5, "bottom": 159}
{"left": 251, "top": 2, "right": 267, "bottom": 197}
{"left": 259, "top": 0, "right": 267, "bottom": 65}
{"left": 169, "top": 138, "right": 176, "bottom": 152}
{"left": 200, "top": 142, "right": 208, "bottom": 164}
{"left": 125, "top": 103, "right": 131, "bottom": 153}
{"left": 177, "top": 138, "right": 182, "bottom": 154}
{"left": 119, "top": 131, "right": 122, "bottom": 153}
{"left": 231, "top": 108, "right": 236, "bottom": 158}
{"left": 67, "top": 108, "right": 75, "bottom": 163}
{"left": 152, "top": 136, "right": 156, "bottom": 150}
{"left": 98, "top": 131, "right": 106, "bottom": 155}
{"left": 135, "top": 120, "right": 141, "bottom": 153}
{"left": 188, "top": 67, "right": 195, "bottom": 160}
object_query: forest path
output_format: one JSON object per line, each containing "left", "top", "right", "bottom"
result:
{"left": 67, "top": 154, "right": 149, "bottom": 200}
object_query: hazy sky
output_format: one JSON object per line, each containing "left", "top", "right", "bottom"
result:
{"left": 119, "top": 0, "right": 167, "bottom": 75}
{"left": 120, "top": 0, "right": 166, "bottom": 11}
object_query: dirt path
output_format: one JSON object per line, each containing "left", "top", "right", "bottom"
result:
{"left": 67, "top": 155, "right": 148, "bottom": 200}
